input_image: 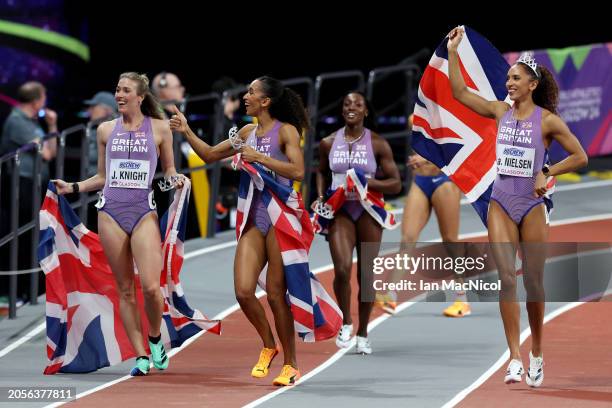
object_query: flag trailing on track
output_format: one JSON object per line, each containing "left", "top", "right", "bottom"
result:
{"left": 234, "top": 157, "right": 343, "bottom": 342}
{"left": 39, "top": 179, "right": 220, "bottom": 374}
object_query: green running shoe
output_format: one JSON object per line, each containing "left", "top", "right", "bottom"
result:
{"left": 149, "top": 340, "right": 169, "bottom": 370}
{"left": 130, "top": 357, "right": 150, "bottom": 376}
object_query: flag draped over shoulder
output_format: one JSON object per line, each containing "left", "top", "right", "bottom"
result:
{"left": 39, "top": 179, "right": 220, "bottom": 375}
{"left": 234, "top": 158, "right": 343, "bottom": 342}
{"left": 312, "top": 168, "right": 399, "bottom": 235}
{"left": 411, "top": 26, "right": 510, "bottom": 225}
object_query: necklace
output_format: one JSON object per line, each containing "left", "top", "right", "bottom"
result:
{"left": 122, "top": 116, "right": 145, "bottom": 132}
{"left": 343, "top": 127, "right": 365, "bottom": 144}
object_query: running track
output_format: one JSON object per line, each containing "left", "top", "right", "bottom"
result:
{"left": 1, "top": 182, "right": 610, "bottom": 408}
{"left": 69, "top": 219, "right": 612, "bottom": 407}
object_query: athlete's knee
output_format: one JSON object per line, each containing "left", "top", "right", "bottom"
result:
{"left": 333, "top": 264, "right": 352, "bottom": 284}
{"left": 266, "top": 289, "right": 287, "bottom": 309}
{"left": 401, "top": 231, "right": 419, "bottom": 244}
{"left": 235, "top": 287, "right": 256, "bottom": 304}
{"left": 357, "top": 284, "right": 375, "bottom": 301}
{"left": 142, "top": 283, "right": 161, "bottom": 301}
{"left": 117, "top": 284, "right": 137, "bottom": 304}
{"left": 522, "top": 275, "right": 545, "bottom": 301}
{"left": 499, "top": 271, "right": 517, "bottom": 293}
{"left": 441, "top": 234, "right": 459, "bottom": 244}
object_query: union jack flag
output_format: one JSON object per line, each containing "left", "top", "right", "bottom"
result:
{"left": 312, "top": 168, "right": 399, "bottom": 235}
{"left": 411, "top": 26, "right": 510, "bottom": 225}
{"left": 234, "top": 157, "right": 343, "bottom": 342}
{"left": 39, "top": 179, "right": 220, "bottom": 374}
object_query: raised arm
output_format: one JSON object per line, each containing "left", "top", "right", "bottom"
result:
{"left": 447, "top": 26, "right": 508, "bottom": 120}
{"left": 168, "top": 105, "right": 243, "bottom": 163}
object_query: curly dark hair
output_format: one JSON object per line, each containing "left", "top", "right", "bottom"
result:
{"left": 119, "top": 72, "right": 164, "bottom": 120}
{"left": 256, "top": 76, "right": 310, "bottom": 134}
{"left": 517, "top": 63, "right": 559, "bottom": 114}
{"left": 344, "top": 91, "right": 378, "bottom": 131}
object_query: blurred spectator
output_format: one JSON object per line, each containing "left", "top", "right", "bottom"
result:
{"left": 152, "top": 71, "right": 187, "bottom": 160}
{"left": 81, "top": 91, "right": 118, "bottom": 232}
{"left": 0, "top": 81, "right": 58, "bottom": 302}
{"left": 152, "top": 71, "right": 186, "bottom": 115}
{"left": 84, "top": 91, "right": 118, "bottom": 177}
{"left": 211, "top": 76, "right": 245, "bottom": 231}
{"left": 152, "top": 72, "right": 188, "bottom": 226}
{"left": 212, "top": 76, "right": 243, "bottom": 137}
{"left": 1, "top": 81, "right": 58, "bottom": 178}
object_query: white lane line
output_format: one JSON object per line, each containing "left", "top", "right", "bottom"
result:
{"left": 184, "top": 240, "right": 237, "bottom": 260}
{"left": 20, "top": 212, "right": 612, "bottom": 407}
{"left": 43, "top": 263, "right": 340, "bottom": 408}
{"left": 242, "top": 212, "right": 612, "bottom": 407}
{"left": 554, "top": 178, "right": 612, "bottom": 192}
{"left": 440, "top": 301, "right": 585, "bottom": 408}
{"left": 390, "top": 179, "right": 612, "bottom": 214}
{"left": 243, "top": 296, "right": 426, "bottom": 408}
{"left": 9, "top": 211, "right": 612, "bottom": 358}
{"left": 2, "top": 240, "right": 241, "bottom": 360}
{"left": 409, "top": 213, "right": 612, "bottom": 244}
{"left": 0, "top": 321, "right": 46, "bottom": 358}
{"left": 548, "top": 212, "right": 612, "bottom": 226}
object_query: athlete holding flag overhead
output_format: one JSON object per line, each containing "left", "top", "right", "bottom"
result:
{"left": 447, "top": 26, "right": 587, "bottom": 387}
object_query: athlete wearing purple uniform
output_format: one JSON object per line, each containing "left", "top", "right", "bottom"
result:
{"left": 491, "top": 107, "right": 548, "bottom": 224}
{"left": 244, "top": 120, "right": 293, "bottom": 235}
{"left": 316, "top": 91, "right": 401, "bottom": 355}
{"left": 53, "top": 72, "right": 183, "bottom": 376}
{"left": 327, "top": 125, "right": 377, "bottom": 220}
{"left": 170, "top": 76, "right": 308, "bottom": 386}
{"left": 97, "top": 116, "right": 159, "bottom": 234}
{"left": 448, "top": 27, "right": 587, "bottom": 388}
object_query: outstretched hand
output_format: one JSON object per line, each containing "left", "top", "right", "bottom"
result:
{"left": 51, "top": 179, "right": 72, "bottom": 195}
{"left": 168, "top": 105, "right": 188, "bottom": 133}
{"left": 447, "top": 26, "right": 464, "bottom": 52}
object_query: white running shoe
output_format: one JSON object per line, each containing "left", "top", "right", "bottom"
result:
{"left": 525, "top": 351, "right": 544, "bottom": 387}
{"left": 335, "top": 324, "right": 353, "bottom": 348}
{"left": 355, "top": 336, "right": 372, "bottom": 355}
{"left": 504, "top": 359, "right": 524, "bottom": 384}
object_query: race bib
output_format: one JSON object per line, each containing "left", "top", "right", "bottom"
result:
{"left": 108, "top": 159, "right": 150, "bottom": 189}
{"left": 496, "top": 144, "right": 535, "bottom": 178}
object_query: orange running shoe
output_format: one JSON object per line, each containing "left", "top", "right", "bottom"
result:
{"left": 272, "top": 364, "right": 301, "bottom": 386}
{"left": 375, "top": 293, "right": 397, "bottom": 314}
{"left": 443, "top": 301, "right": 471, "bottom": 317}
{"left": 251, "top": 347, "right": 279, "bottom": 378}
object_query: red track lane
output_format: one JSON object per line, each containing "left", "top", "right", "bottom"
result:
{"left": 458, "top": 300, "right": 612, "bottom": 408}
{"left": 72, "top": 266, "right": 387, "bottom": 407}
{"left": 71, "top": 218, "right": 611, "bottom": 407}
{"left": 458, "top": 219, "right": 612, "bottom": 408}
